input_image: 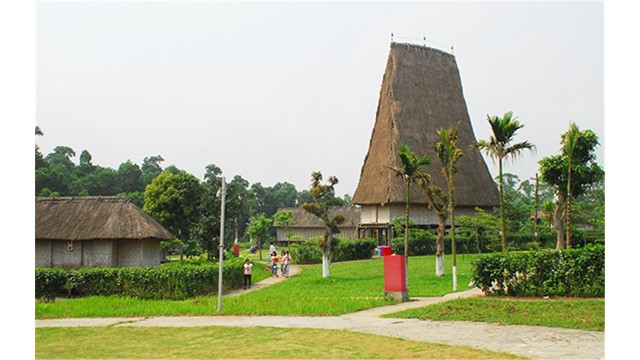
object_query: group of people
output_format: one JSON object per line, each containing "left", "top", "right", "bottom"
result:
{"left": 242, "top": 242, "right": 292, "bottom": 290}
{"left": 266, "top": 249, "right": 291, "bottom": 278}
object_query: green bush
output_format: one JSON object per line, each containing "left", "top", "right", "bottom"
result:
{"left": 35, "top": 268, "right": 68, "bottom": 300}
{"left": 391, "top": 230, "right": 436, "bottom": 256}
{"left": 35, "top": 258, "right": 245, "bottom": 300}
{"left": 472, "top": 244, "right": 604, "bottom": 297}
{"left": 333, "top": 238, "right": 377, "bottom": 262}
{"left": 289, "top": 239, "right": 323, "bottom": 264}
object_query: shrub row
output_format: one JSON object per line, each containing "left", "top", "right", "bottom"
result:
{"left": 289, "top": 237, "right": 377, "bottom": 264}
{"left": 390, "top": 231, "right": 604, "bottom": 256}
{"left": 471, "top": 244, "right": 604, "bottom": 297}
{"left": 35, "top": 258, "right": 245, "bottom": 301}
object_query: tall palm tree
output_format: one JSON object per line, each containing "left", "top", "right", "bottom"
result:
{"left": 390, "top": 143, "right": 431, "bottom": 298}
{"left": 476, "top": 112, "right": 535, "bottom": 251}
{"left": 562, "top": 122, "right": 580, "bottom": 248}
{"left": 434, "top": 127, "right": 463, "bottom": 291}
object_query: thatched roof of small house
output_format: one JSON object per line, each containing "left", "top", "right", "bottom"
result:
{"left": 35, "top": 196, "right": 175, "bottom": 241}
{"left": 274, "top": 207, "right": 361, "bottom": 229}
{"left": 352, "top": 43, "right": 499, "bottom": 207}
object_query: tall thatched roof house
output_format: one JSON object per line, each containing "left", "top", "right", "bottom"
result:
{"left": 352, "top": 43, "right": 499, "bottom": 245}
{"left": 35, "top": 196, "right": 175, "bottom": 268}
{"left": 274, "top": 207, "right": 360, "bottom": 245}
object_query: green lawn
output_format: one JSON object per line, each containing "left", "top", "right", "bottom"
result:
{"left": 37, "top": 254, "right": 479, "bottom": 318}
{"left": 36, "top": 253, "right": 604, "bottom": 332}
{"left": 36, "top": 326, "right": 523, "bottom": 359}
{"left": 385, "top": 297, "right": 605, "bottom": 331}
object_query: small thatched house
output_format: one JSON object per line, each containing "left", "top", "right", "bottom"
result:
{"left": 274, "top": 207, "right": 360, "bottom": 245}
{"left": 35, "top": 196, "right": 175, "bottom": 268}
{"left": 352, "top": 43, "right": 499, "bottom": 245}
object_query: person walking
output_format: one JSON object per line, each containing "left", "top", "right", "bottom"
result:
{"left": 270, "top": 251, "right": 279, "bottom": 278}
{"left": 280, "top": 250, "right": 287, "bottom": 276}
{"left": 243, "top": 259, "right": 253, "bottom": 289}
{"left": 283, "top": 250, "right": 291, "bottom": 278}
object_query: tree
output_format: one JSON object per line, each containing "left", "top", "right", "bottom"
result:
{"left": 246, "top": 213, "right": 272, "bottom": 260}
{"left": 117, "top": 160, "right": 144, "bottom": 193}
{"left": 301, "top": 171, "right": 345, "bottom": 278}
{"left": 226, "top": 175, "right": 253, "bottom": 244}
{"left": 433, "top": 127, "right": 463, "bottom": 291}
{"left": 457, "top": 208, "right": 500, "bottom": 253}
{"left": 250, "top": 182, "right": 298, "bottom": 218}
{"left": 141, "top": 155, "right": 165, "bottom": 185}
{"left": 143, "top": 170, "right": 203, "bottom": 261}
{"left": 420, "top": 172, "right": 448, "bottom": 276}
{"left": 562, "top": 122, "right": 580, "bottom": 247}
{"left": 390, "top": 143, "right": 431, "bottom": 296}
{"left": 194, "top": 164, "right": 223, "bottom": 259}
{"left": 75, "top": 150, "right": 95, "bottom": 177}
{"left": 539, "top": 127, "right": 603, "bottom": 249}
{"left": 475, "top": 112, "right": 535, "bottom": 251}
{"left": 37, "top": 146, "right": 78, "bottom": 195}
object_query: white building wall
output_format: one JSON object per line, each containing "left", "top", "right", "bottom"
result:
{"left": 361, "top": 204, "right": 486, "bottom": 226}
{"left": 140, "top": 239, "right": 161, "bottom": 267}
{"left": 35, "top": 240, "right": 52, "bottom": 267}
{"left": 93, "top": 239, "right": 115, "bottom": 267}
{"left": 51, "top": 240, "right": 82, "bottom": 268}
{"left": 117, "top": 239, "right": 141, "bottom": 267}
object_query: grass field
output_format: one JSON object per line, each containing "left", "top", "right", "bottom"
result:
{"left": 37, "top": 254, "right": 480, "bottom": 318}
{"left": 386, "top": 297, "right": 605, "bottom": 331}
{"left": 36, "top": 253, "right": 604, "bottom": 332}
{"left": 36, "top": 326, "right": 523, "bottom": 359}
{"left": 35, "top": 253, "right": 603, "bottom": 359}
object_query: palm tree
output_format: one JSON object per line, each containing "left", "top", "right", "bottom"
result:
{"left": 390, "top": 143, "right": 431, "bottom": 298}
{"left": 418, "top": 175, "right": 447, "bottom": 277}
{"left": 562, "top": 122, "right": 580, "bottom": 248}
{"left": 476, "top": 112, "right": 535, "bottom": 251}
{"left": 434, "top": 127, "right": 463, "bottom": 291}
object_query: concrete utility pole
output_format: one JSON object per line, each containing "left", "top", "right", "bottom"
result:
{"left": 217, "top": 177, "right": 226, "bottom": 313}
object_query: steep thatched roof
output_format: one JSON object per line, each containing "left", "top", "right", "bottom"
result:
{"left": 352, "top": 43, "right": 499, "bottom": 207}
{"left": 274, "top": 207, "right": 361, "bottom": 229}
{"left": 35, "top": 196, "right": 175, "bottom": 241}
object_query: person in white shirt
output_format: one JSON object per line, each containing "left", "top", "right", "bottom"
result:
{"left": 243, "top": 259, "right": 254, "bottom": 289}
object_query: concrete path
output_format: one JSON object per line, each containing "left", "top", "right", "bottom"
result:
{"left": 36, "top": 265, "right": 604, "bottom": 360}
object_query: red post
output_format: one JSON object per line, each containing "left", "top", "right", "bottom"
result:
{"left": 384, "top": 255, "right": 408, "bottom": 301}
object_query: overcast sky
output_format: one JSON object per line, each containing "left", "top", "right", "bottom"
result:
{"left": 6, "top": 1, "right": 640, "bottom": 354}
{"left": 35, "top": 1, "right": 603, "bottom": 197}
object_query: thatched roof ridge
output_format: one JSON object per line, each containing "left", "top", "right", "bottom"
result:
{"left": 352, "top": 42, "right": 499, "bottom": 207}
{"left": 35, "top": 196, "right": 175, "bottom": 241}
{"left": 274, "top": 207, "right": 360, "bottom": 229}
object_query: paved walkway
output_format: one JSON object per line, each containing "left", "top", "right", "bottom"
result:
{"left": 36, "top": 265, "right": 604, "bottom": 360}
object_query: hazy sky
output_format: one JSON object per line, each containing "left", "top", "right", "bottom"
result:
{"left": 36, "top": 1, "right": 603, "bottom": 196}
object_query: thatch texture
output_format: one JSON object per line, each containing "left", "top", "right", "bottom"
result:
{"left": 274, "top": 207, "right": 360, "bottom": 242}
{"left": 35, "top": 196, "right": 175, "bottom": 241}
{"left": 275, "top": 207, "right": 361, "bottom": 229}
{"left": 352, "top": 43, "right": 499, "bottom": 207}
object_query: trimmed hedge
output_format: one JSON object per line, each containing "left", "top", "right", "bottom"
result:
{"left": 35, "top": 267, "right": 68, "bottom": 301}
{"left": 472, "top": 244, "right": 604, "bottom": 297}
{"left": 35, "top": 258, "right": 245, "bottom": 300}
{"left": 289, "top": 237, "right": 377, "bottom": 264}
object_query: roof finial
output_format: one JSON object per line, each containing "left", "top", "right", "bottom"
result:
{"left": 391, "top": 32, "right": 394, "bottom": 42}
